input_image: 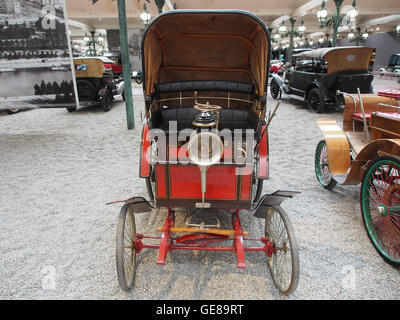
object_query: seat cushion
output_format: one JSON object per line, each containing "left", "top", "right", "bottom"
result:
{"left": 148, "top": 107, "right": 260, "bottom": 134}
{"left": 352, "top": 113, "right": 371, "bottom": 121}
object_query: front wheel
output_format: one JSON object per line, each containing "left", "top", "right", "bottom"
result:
{"left": 315, "top": 140, "right": 337, "bottom": 190}
{"left": 116, "top": 204, "right": 137, "bottom": 291}
{"left": 306, "top": 88, "right": 325, "bottom": 113}
{"left": 270, "top": 78, "right": 280, "bottom": 100}
{"left": 7, "top": 108, "right": 20, "bottom": 114}
{"left": 265, "top": 206, "right": 300, "bottom": 295}
{"left": 360, "top": 156, "right": 400, "bottom": 265}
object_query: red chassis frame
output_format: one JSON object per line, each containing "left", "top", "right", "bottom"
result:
{"left": 108, "top": 189, "right": 298, "bottom": 269}
{"left": 134, "top": 208, "right": 275, "bottom": 269}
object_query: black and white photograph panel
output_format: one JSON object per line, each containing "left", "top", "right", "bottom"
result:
{"left": 0, "top": 0, "right": 75, "bottom": 111}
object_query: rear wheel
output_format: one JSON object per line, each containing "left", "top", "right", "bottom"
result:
{"left": 76, "top": 79, "right": 96, "bottom": 100}
{"left": 270, "top": 78, "right": 280, "bottom": 100}
{"left": 307, "top": 88, "right": 325, "bottom": 113}
{"left": 360, "top": 156, "right": 400, "bottom": 265}
{"left": 66, "top": 106, "right": 76, "bottom": 112}
{"left": 315, "top": 140, "right": 337, "bottom": 190}
{"left": 116, "top": 204, "right": 137, "bottom": 291}
{"left": 102, "top": 89, "right": 112, "bottom": 112}
{"left": 265, "top": 206, "right": 299, "bottom": 295}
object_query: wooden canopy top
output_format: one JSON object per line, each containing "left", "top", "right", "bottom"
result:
{"left": 294, "top": 46, "right": 374, "bottom": 75}
{"left": 141, "top": 10, "right": 270, "bottom": 102}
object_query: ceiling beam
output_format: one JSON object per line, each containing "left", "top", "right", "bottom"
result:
{"left": 67, "top": 19, "right": 93, "bottom": 31}
{"left": 360, "top": 14, "right": 400, "bottom": 27}
{"left": 291, "top": 0, "right": 328, "bottom": 18}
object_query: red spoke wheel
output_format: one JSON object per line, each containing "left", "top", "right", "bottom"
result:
{"left": 360, "top": 156, "right": 400, "bottom": 265}
{"left": 116, "top": 204, "right": 137, "bottom": 291}
{"left": 265, "top": 206, "right": 300, "bottom": 295}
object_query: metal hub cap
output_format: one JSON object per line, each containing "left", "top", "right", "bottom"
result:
{"left": 377, "top": 204, "right": 388, "bottom": 217}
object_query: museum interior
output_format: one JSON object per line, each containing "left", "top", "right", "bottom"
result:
{"left": 1, "top": 0, "right": 400, "bottom": 301}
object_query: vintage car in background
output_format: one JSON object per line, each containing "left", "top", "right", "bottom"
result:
{"left": 269, "top": 59, "right": 283, "bottom": 74}
{"left": 270, "top": 46, "right": 375, "bottom": 113}
{"left": 104, "top": 51, "right": 123, "bottom": 77}
{"left": 108, "top": 10, "right": 300, "bottom": 295}
{"left": 71, "top": 56, "right": 116, "bottom": 112}
{"left": 315, "top": 89, "right": 400, "bottom": 265}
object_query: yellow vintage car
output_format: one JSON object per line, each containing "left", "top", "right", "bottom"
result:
{"left": 71, "top": 56, "right": 116, "bottom": 112}
{"left": 315, "top": 89, "right": 400, "bottom": 265}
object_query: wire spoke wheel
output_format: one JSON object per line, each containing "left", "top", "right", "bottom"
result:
{"left": 360, "top": 156, "right": 400, "bottom": 265}
{"left": 265, "top": 206, "right": 299, "bottom": 295}
{"left": 116, "top": 204, "right": 137, "bottom": 291}
{"left": 315, "top": 140, "right": 337, "bottom": 190}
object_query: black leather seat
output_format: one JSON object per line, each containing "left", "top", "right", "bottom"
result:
{"left": 148, "top": 107, "right": 261, "bottom": 137}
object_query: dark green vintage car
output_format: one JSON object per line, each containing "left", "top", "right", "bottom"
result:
{"left": 270, "top": 46, "right": 375, "bottom": 113}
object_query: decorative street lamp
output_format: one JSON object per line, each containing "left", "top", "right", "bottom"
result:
{"left": 317, "top": 0, "right": 355, "bottom": 47}
{"left": 297, "top": 20, "right": 306, "bottom": 37}
{"left": 140, "top": 4, "right": 151, "bottom": 26}
{"left": 317, "top": 1, "right": 328, "bottom": 25}
{"left": 349, "top": 27, "right": 368, "bottom": 46}
{"left": 346, "top": 0, "right": 358, "bottom": 22}
{"left": 84, "top": 31, "right": 105, "bottom": 56}
{"left": 278, "top": 21, "right": 287, "bottom": 36}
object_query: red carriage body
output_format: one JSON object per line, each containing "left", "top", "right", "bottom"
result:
{"left": 111, "top": 10, "right": 300, "bottom": 295}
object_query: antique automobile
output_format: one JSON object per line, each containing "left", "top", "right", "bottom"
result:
{"left": 269, "top": 59, "right": 283, "bottom": 74}
{"left": 108, "top": 10, "right": 300, "bottom": 295}
{"left": 70, "top": 56, "right": 116, "bottom": 112}
{"left": 270, "top": 46, "right": 375, "bottom": 113}
{"left": 104, "top": 51, "right": 123, "bottom": 77}
{"left": 315, "top": 88, "right": 400, "bottom": 265}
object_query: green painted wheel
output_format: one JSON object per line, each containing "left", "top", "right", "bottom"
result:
{"left": 315, "top": 140, "right": 337, "bottom": 190}
{"left": 360, "top": 156, "right": 400, "bottom": 265}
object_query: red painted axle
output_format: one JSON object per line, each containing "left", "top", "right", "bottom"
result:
{"left": 133, "top": 208, "right": 275, "bottom": 268}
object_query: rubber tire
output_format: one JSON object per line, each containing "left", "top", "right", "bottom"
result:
{"left": 270, "top": 78, "right": 280, "bottom": 100}
{"left": 66, "top": 107, "right": 77, "bottom": 112}
{"left": 6, "top": 108, "right": 20, "bottom": 114}
{"left": 102, "top": 90, "right": 112, "bottom": 112}
{"left": 76, "top": 79, "right": 96, "bottom": 100}
{"left": 265, "top": 206, "right": 300, "bottom": 295}
{"left": 307, "top": 88, "right": 326, "bottom": 113}
{"left": 360, "top": 156, "right": 400, "bottom": 266}
{"left": 116, "top": 204, "right": 137, "bottom": 291}
{"left": 314, "top": 140, "right": 337, "bottom": 190}
{"left": 122, "top": 90, "right": 125, "bottom": 101}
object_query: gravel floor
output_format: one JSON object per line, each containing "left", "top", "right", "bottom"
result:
{"left": 0, "top": 79, "right": 399, "bottom": 300}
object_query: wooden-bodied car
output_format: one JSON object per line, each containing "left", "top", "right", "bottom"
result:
{"left": 108, "top": 10, "right": 300, "bottom": 295}
{"left": 315, "top": 89, "right": 400, "bottom": 265}
{"left": 71, "top": 56, "right": 116, "bottom": 112}
{"left": 271, "top": 46, "right": 375, "bottom": 113}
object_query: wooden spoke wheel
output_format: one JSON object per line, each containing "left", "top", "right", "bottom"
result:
{"left": 265, "top": 206, "right": 299, "bottom": 295}
{"left": 116, "top": 204, "right": 137, "bottom": 291}
{"left": 360, "top": 156, "right": 400, "bottom": 265}
{"left": 315, "top": 140, "right": 337, "bottom": 190}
